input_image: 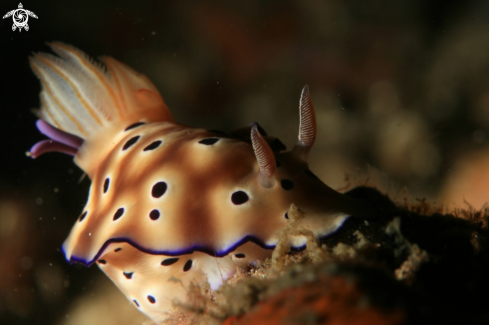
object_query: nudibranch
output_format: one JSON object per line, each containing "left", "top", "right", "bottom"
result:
{"left": 28, "top": 43, "right": 376, "bottom": 321}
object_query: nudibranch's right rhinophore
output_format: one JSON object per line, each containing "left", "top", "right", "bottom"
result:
{"left": 27, "top": 43, "right": 377, "bottom": 321}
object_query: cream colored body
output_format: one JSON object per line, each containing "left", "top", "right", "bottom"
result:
{"left": 29, "top": 43, "right": 375, "bottom": 321}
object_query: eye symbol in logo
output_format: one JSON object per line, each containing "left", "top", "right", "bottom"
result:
{"left": 2, "top": 3, "right": 38, "bottom": 32}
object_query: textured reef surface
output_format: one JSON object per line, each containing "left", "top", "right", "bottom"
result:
{"left": 158, "top": 185, "right": 489, "bottom": 325}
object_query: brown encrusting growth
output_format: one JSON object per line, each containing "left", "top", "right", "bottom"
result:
{"left": 158, "top": 186, "right": 489, "bottom": 325}
{"left": 221, "top": 275, "right": 405, "bottom": 325}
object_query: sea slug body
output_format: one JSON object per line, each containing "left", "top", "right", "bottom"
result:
{"left": 28, "top": 43, "right": 376, "bottom": 321}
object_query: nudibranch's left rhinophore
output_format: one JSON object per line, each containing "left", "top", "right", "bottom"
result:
{"left": 28, "top": 43, "right": 377, "bottom": 321}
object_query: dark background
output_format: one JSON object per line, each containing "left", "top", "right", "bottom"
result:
{"left": 1, "top": 0, "right": 489, "bottom": 324}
